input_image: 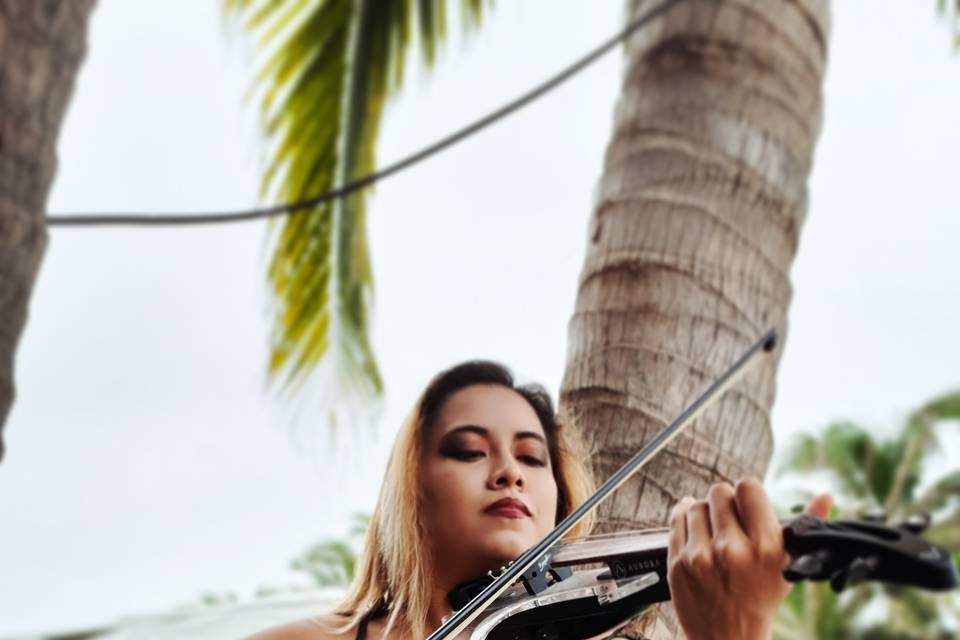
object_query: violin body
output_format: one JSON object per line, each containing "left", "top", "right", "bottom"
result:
{"left": 452, "top": 566, "right": 657, "bottom": 640}
{"left": 446, "top": 519, "right": 959, "bottom": 640}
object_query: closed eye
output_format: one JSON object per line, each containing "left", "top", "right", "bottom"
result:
{"left": 519, "top": 455, "right": 546, "bottom": 467}
{"left": 451, "top": 450, "right": 485, "bottom": 461}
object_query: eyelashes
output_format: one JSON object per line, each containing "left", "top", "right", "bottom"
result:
{"left": 445, "top": 449, "right": 547, "bottom": 467}
{"left": 449, "top": 450, "right": 484, "bottom": 461}
{"left": 519, "top": 455, "right": 547, "bottom": 467}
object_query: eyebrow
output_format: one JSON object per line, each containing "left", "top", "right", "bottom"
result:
{"left": 444, "top": 424, "right": 546, "bottom": 444}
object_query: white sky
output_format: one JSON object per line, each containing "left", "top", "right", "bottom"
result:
{"left": 1, "top": 0, "right": 958, "bottom": 635}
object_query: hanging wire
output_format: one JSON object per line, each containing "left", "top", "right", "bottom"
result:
{"left": 47, "top": 0, "right": 678, "bottom": 228}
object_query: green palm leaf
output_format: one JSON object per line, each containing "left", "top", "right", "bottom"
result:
{"left": 290, "top": 512, "right": 370, "bottom": 587}
{"left": 907, "top": 471, "right": 960, "bottom": 519}
{"left": 940, "top": 0, "right": 960, "bottom": 48}
{"left": 888, "top": 391, "right": 960, "bottom": 513}
{"left": 291, "top": 539, "right": 358, "bottom": 587}
{"left": 779, "top": 421, "right": 878, "bottom": 503}
{"left": 926, "top": 511, "right": 960, "bottom": 551}
{"left": 224, "top": 0, "right": 492, "bottom": 425}
{"left": 910, "top": 390, "right": 960, "bottom": 427}
{"left": 774, "top": 581, "right": 869, "bottom": 640}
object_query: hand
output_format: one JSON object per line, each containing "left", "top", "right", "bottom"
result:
{"left": 666, "top": 479, "right": 832, "bottom": 640}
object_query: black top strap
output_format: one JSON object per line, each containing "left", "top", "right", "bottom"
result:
{"left": 355, "top": 604, "right": 388, "bottom": 640}
{"left": 355, "top": 615, "right": 369, "bottom": 640}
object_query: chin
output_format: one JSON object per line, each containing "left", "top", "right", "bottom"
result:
{"left": 478, "top": 527, "right": 540, "bottom": 562}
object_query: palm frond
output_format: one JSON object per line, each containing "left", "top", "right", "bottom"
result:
{"left": 911, "top": 390, "right": 960, "bottom": 426}
{"left": 289, "top": 511, "right": 370, "bottom": 587}
{"left": 907, "top": 470, "right": 960, "bottom": 518}
{"left": 775, "top": 581, "right": 863, "bottom": 640}
{"left": 348, "top": 511, "right": 371, "bottom": 538}
{"left": 871, "top": 440, "right": 906, "bottom": 512}
{"left": 224, "top": 0, "right": 492, "bottom": 425}
{"left": 939, "top": 0, "right": 960, "bottom": 49}
{"left": 925, "top": 511, "right": 960, "bottom": 551}
{"left": 867, "top": 585, "right": 958, "bottom": 639}
{"left": 291, "top": 539, "right": 358, "bottom": 587}
{"left": 898, "top": 392, "right": 958, "bottom": 460}
{"left": 779, "top": 422, "right": 877, "bottom": 502}
{"left": 887, "top": 390, "right": 960, "bottom": 514}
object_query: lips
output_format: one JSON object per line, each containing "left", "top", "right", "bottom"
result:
{"left": 484, "top": 497, "right": 531, "bottom": 518}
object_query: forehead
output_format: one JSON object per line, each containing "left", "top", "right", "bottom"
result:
{"left": 431, "top": 384, "right": 545, "bottom": 438}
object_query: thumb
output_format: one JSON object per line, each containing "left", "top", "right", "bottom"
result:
{"left": 804, "top": 493, "right": 833, "bottom": 519}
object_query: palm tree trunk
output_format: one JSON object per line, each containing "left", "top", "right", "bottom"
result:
{"left": 0, "top": 0, "right": 97, "bottom": 461}
{"left": 559, "top": 0, "right": 829, "bottom": 636}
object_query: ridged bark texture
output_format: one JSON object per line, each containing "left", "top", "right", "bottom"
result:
{"left": 0, "top": 0, "right": 96, "bottom": 461}
{"left": 559, "top": 0, "right": 829, "bottom": 636}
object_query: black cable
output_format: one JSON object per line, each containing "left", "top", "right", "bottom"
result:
{"left": 47, "top": 0, "right": 678, "bottom": 228}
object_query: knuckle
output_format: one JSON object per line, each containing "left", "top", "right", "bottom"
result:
{"left": 708, "top": 482, "right": 735, "bottom": 501}
{"left": 686, "top": 549, "right": 713, "bottom": 573}
{"left": 669, "top": 508, "right": 684, "bottom": 527}
{"left": 670, "top": 496, "right": 694, "bottom": 523}
{"left": 735, "top": 477, "right": 762, "bottom": 498}
{"left": 758, "top": 539, "right": 784, "bottom": 565}
{"left": 668, "top": 553, "right": 685, "bottom": 576}
{"left": 692, "top": 499, "right": 710, "bottom": 515}
{"left": 714, "top": 539, "right": 750, "bottom": 570}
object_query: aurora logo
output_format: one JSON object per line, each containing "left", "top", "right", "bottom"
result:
{"left": 610, "top": 557, "right": 664, "bottom": 578}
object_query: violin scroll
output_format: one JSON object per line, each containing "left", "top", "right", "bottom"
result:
{"left": 782, "top": 513, "right": 959, "bottom": 593}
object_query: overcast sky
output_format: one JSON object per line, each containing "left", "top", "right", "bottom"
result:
{"left": 1, "top": 0, "right": 958, "bottom": 635}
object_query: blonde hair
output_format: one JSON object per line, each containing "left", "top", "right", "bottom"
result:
{"left": 329, "top": 361, "right": 595, "bottom": 639}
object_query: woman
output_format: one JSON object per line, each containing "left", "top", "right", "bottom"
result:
{"left": 250, "top": 361, "right": 831, "bottom": 640}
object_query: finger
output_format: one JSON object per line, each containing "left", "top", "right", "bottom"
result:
{"left": 734, "top": 478, "right": 780, "bottom": 546}
{"left": 668, "top": 496, "right": 694, "bottom": 561}
{"left": 804, "top": 493, "right": 833, "bottom": 519}
{"left": 707, "top": 482, "right": 746, "bottom": 542}
{"left": 685, "top": 499, "right": 713, "bottom": 551}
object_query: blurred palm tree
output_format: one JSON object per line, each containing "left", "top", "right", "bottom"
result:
{"left": 774, "top": 391, "right": 960, "bottom": 639}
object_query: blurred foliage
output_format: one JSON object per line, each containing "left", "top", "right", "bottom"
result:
{"left": 40, "top": 631, "right": 109, "bottom": 640}
{"left": 940, "top": 0, "right": 960, "bottom": 48}
{"left": 778, "top": 391, "right": 960, "bottom": 526}
{"left": 222, "top": 0, "right": 492, "bottom": 426}
{"left": 774, "top": 390, "right": 960, "bottom": 639}
{"left": 291, "top": 513, "right": 369, "bottom": 587}
{"left": 198, "top": 591, "right": 239, "bottom": 606}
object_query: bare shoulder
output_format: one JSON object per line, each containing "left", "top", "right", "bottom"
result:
{"left": 245, "top": 613, "right": 354, "bottom": 640}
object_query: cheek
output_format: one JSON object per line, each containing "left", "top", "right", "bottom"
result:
{"left": 421, "top": 461, "right": 482, "bottom": 524}
{"left": 533, "top": 471, "right": 560, "bottom": 530}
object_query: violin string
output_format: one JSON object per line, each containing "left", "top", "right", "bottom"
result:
{"left": 46, "top": 0, "right": 684, "bottom": 228}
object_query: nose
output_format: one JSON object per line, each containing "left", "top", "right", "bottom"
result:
{"left": 488, "top": 453, "right": 524, "bottom": 490}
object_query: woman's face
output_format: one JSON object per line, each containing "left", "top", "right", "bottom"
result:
{"left": 420, "top": 384, "right": 559, "bottom": 583}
